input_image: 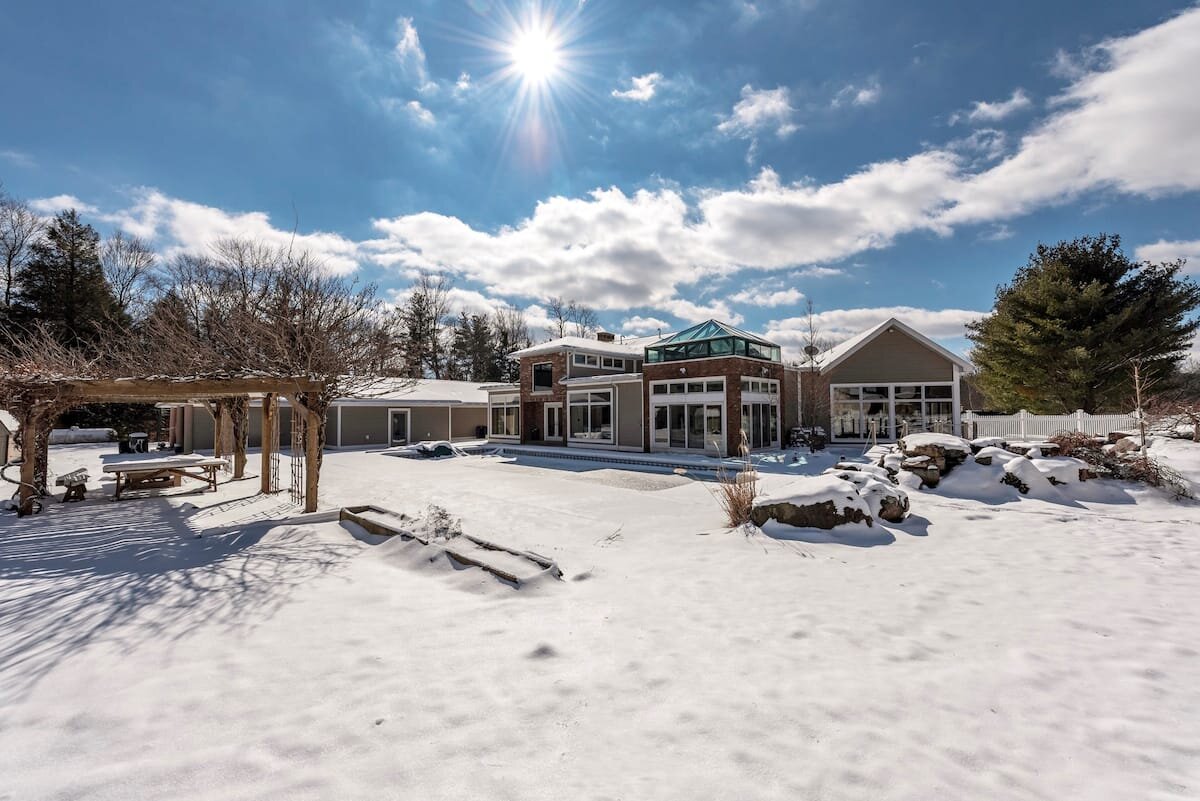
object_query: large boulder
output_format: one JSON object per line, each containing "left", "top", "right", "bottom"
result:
{"left": 898, "top": 433, "right": 972, "bottom": 474}
{"left": 901, "top": 456, "right": 941, "bottom": 488}
{"left": 752, "top": 473, "right": 908, "bottom": 530}
{"left": 824, "top": 467, "right": 910, "bottom": 522}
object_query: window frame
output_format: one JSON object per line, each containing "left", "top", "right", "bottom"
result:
{"left": 531, "top": 361, "right": 554, "bottom": 393}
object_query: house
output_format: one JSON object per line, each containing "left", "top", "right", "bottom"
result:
{"left": 486, "top": 321, "right": 802, "bottom": 456}
{"left": 171, "top": 379, "right": 490, "bottom": 452}
{"left": 802, "top": 317, "right": 971, "bottom": 442}
{"left": 487, "top": 317, "right": 969, "bottom": 453}
{"left": 0, "top": 410, "right": 19, "bottom": 464}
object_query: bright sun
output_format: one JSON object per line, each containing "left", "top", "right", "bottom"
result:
{"left": 509, "top": 24, "right": 561, "bottom": 85}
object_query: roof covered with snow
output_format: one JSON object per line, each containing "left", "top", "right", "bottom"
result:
{"left": 0, "top": 410, "right": 18, "bottom": 432}
{"left": 334, "top": 379, "right": 489, "bottom": 406}
{"left": 510, "top": 335, "right": 657, "bottom": 360}
{"left": 813, "top": 317, "right": 972, "bottom": 373}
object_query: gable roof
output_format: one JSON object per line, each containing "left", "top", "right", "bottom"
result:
{"left": 510, "top": 335, "right": 655, "bottom": 360}
{"left": 815, "top": 317, "right": 971, "bottom": 374}
{"left": 0, "top": 410, "right": 18, "bottom": 433}
{"left": 651, "top": 319, "right": 777, "bottom": 347}
{"left": 332, "top": 378, "right": 489, "bottom": 405}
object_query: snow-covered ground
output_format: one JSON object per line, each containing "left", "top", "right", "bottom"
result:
{"left": 2, "top": 441, "right": 1199, "bottom": 800}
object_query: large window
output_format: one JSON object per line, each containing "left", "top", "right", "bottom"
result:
{"left": 740, "top": 403, "right": 778, "bottom": 449}
{"left": 830, "top": 384, "right": 954, "bottom": 440}
{"left": 532, "top": 362, "right": 553, "bottom": 392}
{"left": 489, "top": 397, "right": 520, "bottom": 439}
{"left": 649, "top": 377, "right": 725, "bottom": 453}
{"left": 568, "top": 390, "right": 613, "bottom": 442}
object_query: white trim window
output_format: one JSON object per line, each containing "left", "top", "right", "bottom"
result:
{"left": 829, "top": 383, "right": 955, "bottom": 440}
{"left": 573, "top": 353, "right": 626, "bottom": 371}
{"left": 648, "top": 377, "right": 726, "bottom": 455}
{"left": 489, "top": 395, "right": 520, "bottom": 439}
{"left": 531, "top": 361, "right": 554, "bottom": 392}
{"left": 544, "top": 403, "right": 562, "bottom": 440}
{"left": 568, "top": 389, "right": 613, "bottom": 443}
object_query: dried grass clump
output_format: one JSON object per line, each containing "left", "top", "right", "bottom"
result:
{"left": 713, "top": 431, "right": 758, "bottom": 528}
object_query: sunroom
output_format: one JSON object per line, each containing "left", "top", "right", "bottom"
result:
{"left": 814, "top": 317, "right": 971, "bottom": 443}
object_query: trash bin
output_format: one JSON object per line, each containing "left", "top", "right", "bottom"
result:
{"left": 128, "top": 432, "right": 149, "bottom": 453}
{"left": 475, "top": 425, "right": 487, "bottom": 438}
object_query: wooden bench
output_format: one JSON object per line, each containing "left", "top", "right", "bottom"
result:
{"left": 102, "top": 456, "right": 229, "bottom": 500}
{"left": 55, "top": 468, "right": 89, "bottom": 503}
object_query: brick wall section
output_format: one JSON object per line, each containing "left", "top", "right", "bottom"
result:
{"left": 642, "top": 357, "right": 788, "bottom": 455}
{"left": 517, "top": 353, "right": 568, "bottom": 445}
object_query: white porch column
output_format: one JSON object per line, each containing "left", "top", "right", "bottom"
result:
{"left": 951, "top": 365, "right": 962, "bottom": 437}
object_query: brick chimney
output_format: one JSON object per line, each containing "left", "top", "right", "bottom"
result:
{"left": 596, "top": 331, "right": 616, "bottom": 343}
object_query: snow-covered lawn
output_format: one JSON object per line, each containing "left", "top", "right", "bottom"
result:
{"left": 2, "top": 442, "right": 1199, "bottom": 800}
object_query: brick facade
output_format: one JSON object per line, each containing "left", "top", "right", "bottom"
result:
{"left": 517, "top": 353, "right": 568, "bottom": 445}
{"left": 641, "top": 357, "right": 789, "bottom": 455}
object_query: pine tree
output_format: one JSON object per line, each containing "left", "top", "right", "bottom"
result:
{"left": 13, "top": 209, "right": 124, "bottom": 347}
{"left": 968, "top": 234, "right": 1200, "bottom": 413}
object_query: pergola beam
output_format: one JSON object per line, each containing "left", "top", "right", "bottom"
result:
{"left": 48, "top": 376, "right": 325, "bottom": 403}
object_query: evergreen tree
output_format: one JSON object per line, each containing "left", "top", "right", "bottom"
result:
{"left": 13, "top": 209, "right": 124, "bottom": 347}
{"left": 967, "top": 234, "right": 1200, "bottom": 413}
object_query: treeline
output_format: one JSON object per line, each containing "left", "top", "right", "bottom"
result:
{"left": 387, "top": 277, "right": 598, "bottom": 384}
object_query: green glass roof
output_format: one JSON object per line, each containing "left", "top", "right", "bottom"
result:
{"left": 652, "top": 319, "right": 778, "bottom": 347}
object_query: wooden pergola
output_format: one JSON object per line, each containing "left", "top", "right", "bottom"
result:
{"left": 11, "top": 375, "right": 327, "bottom": 516}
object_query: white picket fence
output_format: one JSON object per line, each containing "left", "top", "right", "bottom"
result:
{"left": 961, "top": 409, "right": 1138, "bottom": 440}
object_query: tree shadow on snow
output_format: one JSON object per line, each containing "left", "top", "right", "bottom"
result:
{"left": 0, "top": 494, "right": 360, "bottom": 703}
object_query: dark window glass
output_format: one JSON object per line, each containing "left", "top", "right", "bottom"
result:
{"left": 532, "top": 362, "right": 553, "bottom": 391}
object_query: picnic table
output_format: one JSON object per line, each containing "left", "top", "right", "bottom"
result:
{"left": 101, "top": 454, "right": 229, "bottom": 500}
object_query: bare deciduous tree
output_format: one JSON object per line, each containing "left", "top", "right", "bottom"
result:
{"left": 0, "top": 187, "right": 46, "bottom": 308}
{"left": 100, "top": 231, "right": 157, "bottom": 315}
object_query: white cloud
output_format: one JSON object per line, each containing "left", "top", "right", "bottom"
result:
{"left": 101, "top": 188, "right": 361, "bottom": 275}
{"left": 29, "top": 195, "right": 98, "bottom": 215}
{"left": 364, "top": 153, "right": 957, "bottom": 320}
{"left": 943, "top": 8, "right": 1200, "bottom": 225}
{"left": 405, "top": 99, "right": 436, "bottom": 126}
{"left": 455, "top": 72, "right": 471, "bottom": 92}
{"left": 764, "top": 306, "right": 987, "bottom": 359}
{"left": 950, "top": 88, "right": 1032, "bottom": 125}
{"left": 0, "top": 149, "right": 35, "bottom": 168}
{"left": 394, "top": 17, "right": 431, "bottom": 90}
{"left": 833, "top": 80, "right": 881, "bottom": 108}
{"left": 978, "top": 224, "right": 1015, "bottom": 242}
{"left": 718, "top": 85, "right": 799, "bottom": 139}
{"left": 791, "top": 266, "right": 845, "bottom": 279}
{"left": 1135, "top": 239, "right": 1200, "bottom": 273}
{"left": 622, "top": 315, "right": 672, "bottom": 335}
{"left": 612, "top": 72, "right": 663, "bottom": 102}
{"left": 729, "top": 287, "right": 805, "bottom": 307}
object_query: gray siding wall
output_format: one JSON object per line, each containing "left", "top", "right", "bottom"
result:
{"left": 193, "top": 407, "right": 214, "bottom": 451}
{"left": 451, "top": 407, "right": 487, "bottom": 439}
{"left": 339, "top": 406, "right": 389, "bottom": 447}
{"left": 616, "top": 382, "right": 643, "bottom": 449}
{"left": 827, "top": 329, "right": 954, "bottom": 384}
{"left": 189, "top": 405, "right": 291, "bottom": 452}
{"left": 409, "top": 406, "right": 450, "bottom": 442}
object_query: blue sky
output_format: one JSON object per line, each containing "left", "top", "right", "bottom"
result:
{"left": 2, "top": 0, "right": 1199, "bottom": 357}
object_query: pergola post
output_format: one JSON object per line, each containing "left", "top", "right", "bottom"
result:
{"left": 211, "top": 400, "right": 225, "bottom": 461}
{"left": 260, "top": 393, "right": 276, "bottom": 494}
{"left": 16, "top": 411, "right": 47, "bottom": 517}
{"left": 304, "top": 406, "right": 320, "bottom": 513}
